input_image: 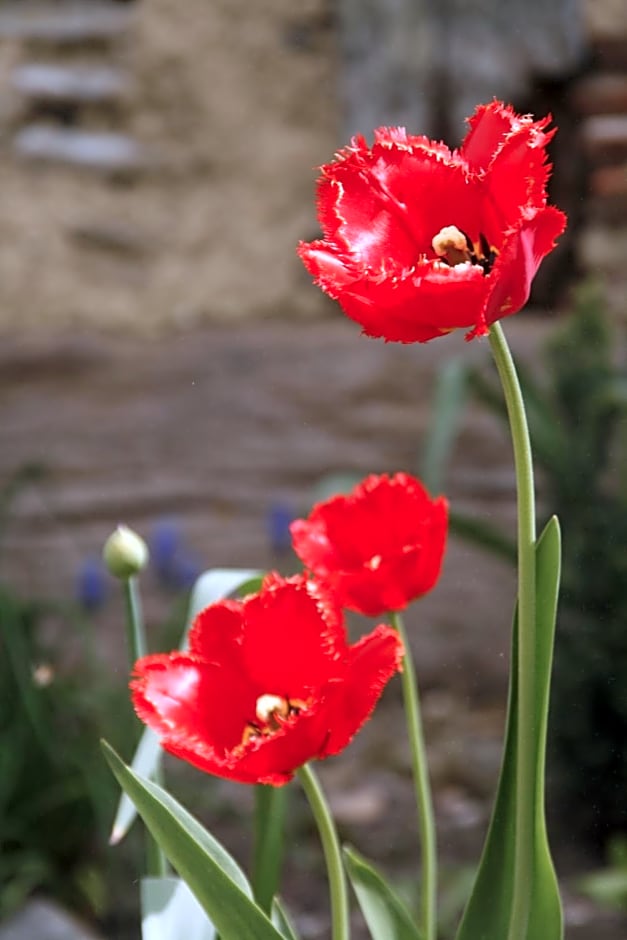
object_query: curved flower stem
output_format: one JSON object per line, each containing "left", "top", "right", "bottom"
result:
{"left": 390, "top": 611, "right": 437, "bottom": 940}
{"left": 297, "top": 763, "right": 350, "bottom": 940}
{"left": 252, "top": 784, "right": 287, "bottom": 914}
{"left": 123, "top": 575, "right": 147, "bottom": 665}
{"left": 123, "top": 575, "right": 167, "bottom": 878}
{"left": 489, "top": 321, "right": 536, "bottom": 940}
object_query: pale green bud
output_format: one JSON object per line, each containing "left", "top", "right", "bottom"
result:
{"left": 103, "top": 524, "right": 149, "bottom": 579}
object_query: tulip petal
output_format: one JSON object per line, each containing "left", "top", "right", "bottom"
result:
{"left": 483, "top": 206, "right": 567, "bottom": 333}
{"left": 324, "top": 625, "right": 405, "bottom": 756}
{"left": 299, "top": 101, "right": 566, "bottom": 343}
{"left": 291, "top": 473, "right": 449, "bottom": 615}
{"left": 130, "top": 574, "right": 403, "bottom": 785}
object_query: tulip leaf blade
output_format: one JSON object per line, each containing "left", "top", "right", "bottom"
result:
{"left": 103, "top": 741, "right": 285, "bottom": 940}
{"left": 141, "top": 876, "right": 216, "bottom": 940}
{"left": 110, "top": 567, "right": 262, "bottom": 845}
{"left": 254, "top": 783, "right": 288, "bottom": 915}
{"left": 187, "top": 568, "right": 263, "bottom": 631}
{"left": 271, "top": 898, "right": 301, "bottom": 940}
{"left": 343, "top": 845, "right": 424, "bottom": 940}
{"left": 420, "top": 356, "right": 469, "bottom": 492}
{"left": 455, "top": 516, "right": 562, "bottom": 940}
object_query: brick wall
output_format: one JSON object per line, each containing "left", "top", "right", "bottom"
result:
{"left": 574, "top": 0, "right": 627, "bottom": 314}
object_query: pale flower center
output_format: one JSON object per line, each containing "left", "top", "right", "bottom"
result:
{"left": 256, "top": 693, "right": 290, "bottom": 725}
{"left": 432, "top": 225, "right": 471, "bottom": 266}
{"left": 431, "top": 225, "right": 498, "bottom": 274}
{"left": 240, "top": 693, "right": 309, "bottom": 746}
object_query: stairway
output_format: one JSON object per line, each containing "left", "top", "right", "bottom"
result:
{"left": 0, "top": 0, "right": 151, "bottom": 176}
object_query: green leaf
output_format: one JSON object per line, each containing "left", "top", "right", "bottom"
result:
{"left": 110, "top": 568, "right": 262, "bottom": 844}
{"left": 110, "top": 727, "right": 161, "bottom": 845}
{"left": 102, "top": 742, "right": 284, "bottom": 940}
{"left": 187, "top": 569, "right": 264, "bottom": 630}
{"left": 578, "top": 868, "right": 627, "bottom": 910}
{"left": 271, "top": 897, "right": 301, "bottom": 939}
{"left": 420, "top": 358, "right": 468, "bottom": 492}
{"left": 141, "top": 876, "right": 216, "bottom": 940}
{"left": 310, "top": 473, "right": 362, "bottom": 503}
{"left": 343, "top": 846, "right": 424, "bottom": 940}
{"left": 455, "top": 516, "right": 563, "bottom": 940}
{"left": 253, "top": 784, "right": 288, "bottom": 914}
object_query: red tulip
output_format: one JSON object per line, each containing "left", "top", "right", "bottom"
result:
{"left": 290, "top": 473, "right": 448, "bottom": 616}
{"left": 131, "top": 573, "right": 403, "bottom": 785}
{"left": 298, "top": 101, "right": 566, "bottom": 343}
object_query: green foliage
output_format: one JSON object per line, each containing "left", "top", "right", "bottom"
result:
{"left": 495, "top": 284, "right": 627, "bottom": 848}
{"left": 141, "top": 876, "right": 217, "bottom": 940}
{"left": 578, "top": 836, "right": 627, "bottom": 910}
{"left": 102, "top": 743, "right": 285, "bottom": 940}
{"left": 0, "top": 587, "right": 129, "bottom": 921}
{"left": 428, "top": 281, "right": 627, "bottom": 849}
{"left": 342, "top": 846, "right": 424, "bottom": 940}
{"left": 532, "top": 286, "right": 627, "bottom": 848}
{"left": 456, "top": 518, "right": 562, "bottom": 940}
{"left": 111, "top": 569, "right": 262, "bottom": 846}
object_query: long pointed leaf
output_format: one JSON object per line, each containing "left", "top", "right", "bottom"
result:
{"left": 455, "top": 516, "right": 562, "bottom": 940}
{"left": 102, "top": 741, "right": 284, "bottom": 940}
{"left": 142, "top": 876, "right": 216, "bottom": 940}
{"left": 343, "top": 846, "right": 424, "bottom": 940}
{"left": 420, "top": 358, "right": 468, "bottom": 492}
{"left": 187, "top": 569, "right": 263, "bottom": 631}
{"left": 110, "top": 568, "right": 262, "bottom": 844}
{"left": 254, "top": 784, "right": 288, "bottom": 914}
{"left": 271, "top": 898, "right": 301, "bottom": 940}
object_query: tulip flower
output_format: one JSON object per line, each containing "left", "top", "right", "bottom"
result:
{"left": 291, "top": 472, "right": 448, "bottom": 616}
{"left": 131, "top": 573, "right": 403, "bottom": 785}
{"left": 299, "top": 101, "right": 566, "bottom": 342}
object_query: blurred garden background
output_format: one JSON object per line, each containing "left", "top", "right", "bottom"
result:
{"left": 0, "top": 0, "right": 627, "bottom": 937}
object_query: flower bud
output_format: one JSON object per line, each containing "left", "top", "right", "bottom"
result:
{"left": 103, "top": 525, "right": 149, "bottom": 579}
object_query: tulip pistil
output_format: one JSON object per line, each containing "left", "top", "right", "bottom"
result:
{"left": 432, "top": 225, "right": 471, "bottom": 266}
{"left": 432, "top": 225, "right": 498, "bottom": 274}
{"left": 241, "top": 694, "right": 309, "bottom": 745}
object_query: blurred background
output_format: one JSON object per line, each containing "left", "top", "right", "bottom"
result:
{"left": 0, "top": 0, "right": 626, "bottom": 937}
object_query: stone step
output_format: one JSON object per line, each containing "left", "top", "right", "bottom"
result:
{"left": 13, "top": 124, "right": 150, "bottom": 175}
{"left": 572, "top": 73, "right": 627, "bottom": 115}
{"left": 581, "top": 114, "right": 627, "bottom": 163}
{"left": 590, "top": 163, "right": 627, "bottom": 200}
{"left": 587, "top": 164, "right": 627, "bottom": 224}
{"left": 0, "top": 1, "right": 136, "bottom": 44}
{"left": 11, "top": 62, "right": 131, "bottom": 105}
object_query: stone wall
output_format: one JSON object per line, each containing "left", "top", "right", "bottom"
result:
{"left": 0, "top": 0, "right": 624, "bottom": 332}
{"left": 0, "top": 0, "right": 336, "bottom": 333}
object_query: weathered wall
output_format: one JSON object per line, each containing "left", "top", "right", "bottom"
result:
{"left": 0, "top": 0, "right": 336, "bottom": 333}
{"left": 339, "top": 0, "right": 584, "bottom": 139}
{"left": 0, "top": 0, "right": 626, "bottom": 643}
{"left": 0, "top": 0, "right": 624, "bottom": 333}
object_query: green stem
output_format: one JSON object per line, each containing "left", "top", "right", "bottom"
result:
{"left": 253, "top": 784, "right": 287, "bottom": 914}
{"left": 489, "top": 322, "right": 536, "bottom": 940}
{"left": 122, "top": 575, "right": 167, "bottom": 878}
{"left": 123, "top": 576, "right": 147, "bottom": 664}
{"left": 390, "top": 612, "right": 437, "bottom": 940}
{"left": 297, "top": 763, "right": 350, "bottom": 940}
